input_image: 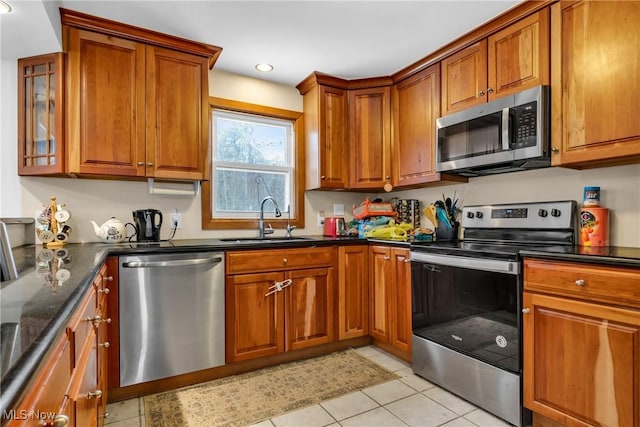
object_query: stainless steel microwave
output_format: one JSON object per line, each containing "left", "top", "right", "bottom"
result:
{"left": 436, "top": 85, "right": 550, "bottom": 177}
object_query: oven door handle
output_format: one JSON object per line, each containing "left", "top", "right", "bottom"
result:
{"left": 410, "top": 252, "right": 519, "bottom": 275}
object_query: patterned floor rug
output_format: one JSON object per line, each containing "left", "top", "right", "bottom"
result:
{"left": 144, "top": 349, "right": 399, "bottom": 427}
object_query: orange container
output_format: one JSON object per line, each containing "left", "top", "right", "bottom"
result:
{"left": 579, "top": 207, "right": 609, "bottom": 247}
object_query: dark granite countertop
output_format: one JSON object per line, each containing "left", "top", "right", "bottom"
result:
{"left": 520, "top": 246, "right": 640, "bottom": 268}
{"left": 0, "top": 235, "right": 366, "bottom": 416}
{"left": 3, "top": 235, "right": 636, "bottom": 417}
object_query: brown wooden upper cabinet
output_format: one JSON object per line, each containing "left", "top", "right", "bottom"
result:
{"left": 297, "top": 74, "right": 349, "bottom": 190}
{"left": 65, "top": 28, "right": 209, "bottom": 180}
{"left": 391, "top": 64, "right": 464, "bottom": 188}
{"left": 18, "top": 53, "right": 65, "bottom": 176}
{"left": 550, "top": 1, "right": 640, "bottom": 168}
{"left": 348, "top": 86, "right": 392, "bottom": 190}
{"left": 441, "top": 9, "right": 550, "bottom": 116}
{"left": 16, "top": 9, "right": 224, "bottom": 181}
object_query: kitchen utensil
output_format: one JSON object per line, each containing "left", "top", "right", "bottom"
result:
{"left": 90, "top": 217, "right": 127, "bottom": 243}
{"left": 423, "top": 204, "right": 437, "bottom": 228}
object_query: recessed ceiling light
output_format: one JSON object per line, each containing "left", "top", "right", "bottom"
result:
{"left": 0, "top": 1, "right": 12, "bottom": 14}
{"left": 255, "top": 63, "right": 273, "bottom": 72}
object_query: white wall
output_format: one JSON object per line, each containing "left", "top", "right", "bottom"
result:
{"left": 1, "top": 65, "right": 639, "bottom": 246}
{"left": 385, "top": 165, "right": 640, "bottom": 247}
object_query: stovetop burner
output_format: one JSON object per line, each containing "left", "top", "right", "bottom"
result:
{"left": 411, "top": 200, "right": 579, "bottom": 260}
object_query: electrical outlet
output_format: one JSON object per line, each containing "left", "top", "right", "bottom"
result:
{"left": 170, "top": 209, "right": 183, "bottom": 229}
{"left": 317, "top": 211, "right": 325, "bottom": 227}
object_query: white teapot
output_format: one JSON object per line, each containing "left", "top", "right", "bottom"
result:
{"left": 90, "top": 217, "right": 127, "bottom": 243}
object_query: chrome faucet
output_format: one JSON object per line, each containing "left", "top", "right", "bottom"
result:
{"left": 258, "top": 196, "right": 282, "bottom": 238}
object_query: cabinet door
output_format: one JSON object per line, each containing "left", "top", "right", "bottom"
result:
{"left": 441, "top": 40, "right": 488, "bottom": 115}
{"left": 369, "top": 246, "right": 392, "bottom": 342}
{"left": 392, "top": 64, "right": 441, "bottom": 187}
{"left": 146, "top": 46, "right": 208, "bottom": 180}
{"left": 225, "top": 272, "right": 285, "bottom": 362}
{"left": 389, "top": 248, "right": 411, "bottom": 355}
{"left": 66, "top": 28, "right": 146, "bottom": 176}
{"left": 18, "top": 53, "right": 65, "bottom": 175}
{"left": 487, "top": 8, "right": 549, "bottom": 100}
{"left": 349, "top": 87, "right": 392, "bottom": 189}
{"left": 551, "top": 1, "right": 640, "bottom": 167}
{"left": 338, "top": 245, "right": 369, "bottom": 340}
{"left": 523, "top": 292, "right": 640, "bottom": 427}
{"left": 69, "top": 328, "right": 100, "bottom": 427}
{"left": 286, "top": 267, "right": 335, "bottom": 350}
{"left": 319, "top": 85, "right": 348, "bottom": 188}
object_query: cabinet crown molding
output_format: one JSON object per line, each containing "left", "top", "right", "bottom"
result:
{"left": 60, "top": 7, "right": 222, "bottom": 68}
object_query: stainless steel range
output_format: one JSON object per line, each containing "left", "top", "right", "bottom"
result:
{"left": 410, "top": 200, "right": 578, "bottom": 427}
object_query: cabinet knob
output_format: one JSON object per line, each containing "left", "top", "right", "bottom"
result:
{"left": 486, "top": 87, "right": 494, "bottom": 94}
{"left": 575, "top": 279, "right": 585, "bottom": 286}
{"left": 147, "top": 162, "right": 153, "bottom": 167}
{"left": 383, "top": 256, "right": 390, "bottom": 260}
{"left": 137, "top": 161, "right": 145, "bottom": 166}
{"left": 98, "top": 288, "right": 110, "bottom": 294}
{"left": 39, "top": 415, "right": 69, "bottom": 427}
{"left": 100, "top": 412, "right": 110, "bottom": 419}
{"left": 283, "top": 258, "right": 288, "bottom": 263}
{"left": 321, "top": 175, "right": 326, "bottom": 180}
{"left": 403, "top": 259, "right": 411, "bottom": 263}
{"left": 103, "top": 275, "right": 114, "bottom": 282}
{"left": 551, "top": 147, "right": 560, "bottom": 153}
{"left": 478, "top": 90, "right": 485, "bottom": 97}
{"left": 87, "top": 389, "right": 103, "bottom": 399}
{"left": 522, "top": 308, "right": 531, "bottom": 314}
{"left": 99, "top": 341, "right": 110, "bottom": 348}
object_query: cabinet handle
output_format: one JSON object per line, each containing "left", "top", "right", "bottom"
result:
{"left": 486, "top": 87, "right": 494, "bottom": 94}
{"left": 87, "top": 390, "right": 103, "bottom": 399}
{"left": 575, "top": 279, "right": 585, "bottom": 286}
{"left": 99, "top": 341, "right": 110, "bottom": 348}
{"left": 137, "top": 162, "right": 145, "bottom": 166}
{"left": 522, "top": 308, "right": 531, "bottom": 314}
{"left": 551, "top": 147, "right": 560, "bottom": 154}
{"left": 283, "top": 258, "right": 288, "bottom": 263}
{"left": 385, "top": 176, "right": 390, "bottom": 180}
{"left": 39, "top": 415, "right": 69, "bottom": 427}
{"left": 100, "top": 412, "right": 110, "bottom": 419}
{"left": 478, "top": 90, "right": 485, "bottom": 97}
{"left": 321, "top": 175, "right": 326, "bottom": 180}
{"left": 103, "top": 275, "right": 114, "bottom": 282}
{"left": 86, "top": 316, "right": 111, "bottom": 324}
{"left": 147, "top": 162, "right": 153, "bottom": 167}
{"left": 98, "top": 288, "right": 110, "bottom": 294}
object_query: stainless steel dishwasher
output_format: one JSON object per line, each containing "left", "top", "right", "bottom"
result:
{"left": 118, "top": 251, "right": 225, "bottom": 386}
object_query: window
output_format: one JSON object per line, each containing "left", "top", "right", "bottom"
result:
{"left": 202, "top": 98, "right": 304, "bottom": 230}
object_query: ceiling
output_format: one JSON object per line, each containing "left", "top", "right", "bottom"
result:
{"left": 1, "top": 0, "right": 521, "bottom": 87}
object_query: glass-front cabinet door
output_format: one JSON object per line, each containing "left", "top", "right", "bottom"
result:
{"left": 18, "top": 53, "right": 65, "bottom": 175}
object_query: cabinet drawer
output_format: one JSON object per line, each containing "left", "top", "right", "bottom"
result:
{"left": 68, "top": 288, "right": 98, "bottom": 365}
{"left": 6, "top": 336, "right": 71, "bottom": 427}
{"left": 226, "top": 247, "right": 335, "bottom": 274}
{"left": 524, "top": 259, "right": 640, "bottom": 309}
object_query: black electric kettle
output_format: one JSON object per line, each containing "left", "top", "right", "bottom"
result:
{"left": 132, "top": 209, "right": 163, "bottom": 242}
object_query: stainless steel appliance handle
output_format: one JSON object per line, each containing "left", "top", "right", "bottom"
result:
{"left": 122, "top": 257, "right": 222, "bottom": 268}
{"left": 501, "top": 107, "right": 511, "bottom": 151}
{"left": 410, "top": 252, "right": 519, "bottom": 275}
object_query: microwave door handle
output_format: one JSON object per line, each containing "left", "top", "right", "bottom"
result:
{"left": 501, "top": 107, "right": 511, "bottom": 151}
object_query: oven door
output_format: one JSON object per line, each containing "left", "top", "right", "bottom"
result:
{"left": 410, "top": 252, "right": 521, "bottom": 373}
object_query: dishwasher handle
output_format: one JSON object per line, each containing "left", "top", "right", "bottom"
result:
{"left": 122, "top": 257, "right": 222, "bottom": 268}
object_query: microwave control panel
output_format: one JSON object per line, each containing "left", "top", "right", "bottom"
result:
{"left": 513, "top": 101, "right": 537, "bottom": 148}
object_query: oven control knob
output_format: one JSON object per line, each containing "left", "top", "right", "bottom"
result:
{"left": 550, "top": 209, "right": 561, "bottom": 217}
{"left": 475, "top": 211, "right": 483, "bottom": 219}
{"left": 538, "top": 209, "right": 548, "bottom": 217}
{"left": 466, "top": 212, "right": 475, "bottom": 219}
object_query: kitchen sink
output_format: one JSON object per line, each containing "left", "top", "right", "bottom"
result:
{"left": 218, "top": 236, "right": 314, "bottom": 243}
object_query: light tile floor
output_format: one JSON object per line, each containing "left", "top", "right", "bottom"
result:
{"left": 105, "top": 345, "right": 512, "bottom": 427}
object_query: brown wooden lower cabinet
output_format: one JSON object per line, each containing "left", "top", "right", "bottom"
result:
{"left": 337, "top": 245, "right": 369, "bottom": 340}
{"left": 8, "top": 261, "right": 110, "bottom": 427}
{"left": 369, "top": 245, "right": 412, "bottom": 361}
{"left": 523, "top": 258, "right": 640, "bottom": 427}
{"left": 225, "top": 247, "right": 337, "bottom": 363}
